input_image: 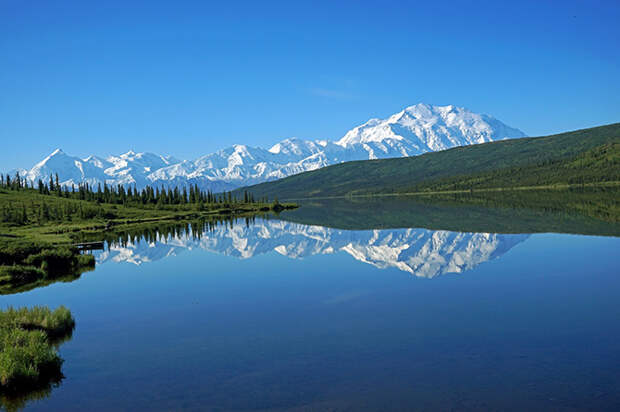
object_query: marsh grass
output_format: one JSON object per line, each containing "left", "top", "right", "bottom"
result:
{"left": 0, "top": 306, "right": 75, "bottom": 339}
{"left": 0, "top": 241, "right": 95, "bottom": 295}
{"left": 0, "top": 306, "right": 74, "bottom": 394}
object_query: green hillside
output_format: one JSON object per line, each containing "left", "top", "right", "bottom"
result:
{"left": 238, "top": 123, "right": 620, "bottom": 200}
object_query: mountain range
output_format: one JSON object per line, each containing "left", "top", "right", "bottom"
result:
{"left": 16, "top": 103, "right": 525, "bottom": 191}
{"left": 98, "top": 219, "right": 529, "bottom": 278}
{"left": 240, "top": 123, "right": 620, "bottom": 199}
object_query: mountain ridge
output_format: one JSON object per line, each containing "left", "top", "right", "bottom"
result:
{"left": 13, "top": 103, "right": 525, "bottom": 191}
{"left": 237, "top": 123, "right": 620, "bottom": 200}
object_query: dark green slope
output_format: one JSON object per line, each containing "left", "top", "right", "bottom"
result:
{"left": 238, "top": 123, "right": 620, "bottom": 200}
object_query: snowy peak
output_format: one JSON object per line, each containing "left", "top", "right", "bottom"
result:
{"left": 268, "top": 138, "right": 323, "bottom": 157}
{"left": 36, "top": 148, "right": 68, "bottom": 167}
{"left": 29, "top": 149, "right": 84, "bottom": 183}
{"left": 336, "top": 103, "right": 525, "bottom": 156}
{"left": 17, "top": 103, "right": 526, "bottom": 191}
{"left": 82, "top": 155, "right": 110, "bottom": 169}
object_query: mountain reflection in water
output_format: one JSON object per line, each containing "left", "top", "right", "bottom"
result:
{"left": 92, "top": 189, "right": 620, "bottom": 278}
{"left": 97, "top": 219, "right": 528, "bottom": 278}
{"left": 4, "top": 192, "right": 619, "bottom": 411}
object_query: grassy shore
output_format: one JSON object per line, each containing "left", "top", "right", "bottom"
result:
{"left": 0, "top": 187, "right": 296, "bottom": 294}
{"left": 0, "top": 306, "right": 74, "bottom": 392}
{"left": 0, "top": 242, "right": 95, "bottom": 295}
{"left": 278, "top": 180, "right": 620, "bottom": 201}
{"left": 0, "top": 187, "right": 297, "bottom": 244}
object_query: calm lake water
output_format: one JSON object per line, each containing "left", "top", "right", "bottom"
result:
{"left": 2, "top": 203, "right": 620, "bottom": 411}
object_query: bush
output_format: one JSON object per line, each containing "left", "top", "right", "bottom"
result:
{"left": 0, "top": 243, "right": 41, "bottom": 266}
{"left": 75, "top": 254, "right": 95, "bottom": 269}
{"left": 0, "top": 241, "right": 95, "bottom": 294}
{"left": 0, "top": 266, "right": 45, "bottom": 285}
{"left": 23, "top": 248, "right": 74, "bottom": 275}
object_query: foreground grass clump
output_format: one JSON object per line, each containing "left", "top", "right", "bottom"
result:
{"left": 0, "top": 306, "right": 75, "bottom": 339}
{"left": 0, "top": 306, "right": 74, "bottom": 392}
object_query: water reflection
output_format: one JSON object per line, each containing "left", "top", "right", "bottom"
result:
{"left": 3, "top": 195, "right": 619, "bottom": 411}
{"left": 0, "top": 384, "right": 60, "bottom": 412}
{"left": 0, "top": 327, "right": 74, "bottom": 412}
{"left": 278, "top": 188, "right": 620, "bottom": 236}
{"left": 81, "top": 188, "right": 619, "bottom": 279}
{"left": 98, "top": 219, "right": 528, "bottom": 278}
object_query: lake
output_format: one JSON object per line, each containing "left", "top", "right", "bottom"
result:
{"left": 2, "top": 194, "right": 620, "bottom": 411}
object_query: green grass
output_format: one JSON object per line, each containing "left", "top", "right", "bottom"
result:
{"left": 0, "top": 306, "right": 74, "bottom": 393}
{"left": 0, "top": 241, "right": 95, "bottom": 295}
{"left": 0, "top": 306, "right": 74, "bottom": 339}
{"left": 407, "top": 142, "right": 620, "bottom": 192}
{"left": 0, "top": 187, "right": 296, "bottom": 244}
{"left": 238, "top": 123, "right": 620, "bottom": 200}
{"left": 0, "top": 187, "right": 296, "bottom": 294}
{"left": 0, "top": 188, "right": 296, "bottom": 245}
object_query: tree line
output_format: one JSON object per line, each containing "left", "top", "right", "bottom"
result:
{"left": 0, "top": 172, "right": 265, "bottom": 207}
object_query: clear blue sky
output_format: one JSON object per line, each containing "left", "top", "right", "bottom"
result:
{"left": 1, "top": 0, "right": 619, "bottom": 169}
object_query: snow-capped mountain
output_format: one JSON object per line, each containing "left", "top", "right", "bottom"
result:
{"left": 17, "top": 104, "right": 525, "bottom": 190}
{"left": 335, "top": 103, "right": 526, "bottom": 159}
{"left": 97, "top": 219, "right": 528, "bottom": 278}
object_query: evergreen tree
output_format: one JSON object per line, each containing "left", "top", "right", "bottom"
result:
{"left": 21, "top": 204, "right": 27, "bottom": 224}
{"left": 182, "top": 187, "right": 188, "bottom": 204}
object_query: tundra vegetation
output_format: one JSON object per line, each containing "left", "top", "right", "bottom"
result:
{"left": 0, "top": 176, "right": 295, "bottom": 293}
{"left": 0, "top": 306, "right": 75, "bottom": 412}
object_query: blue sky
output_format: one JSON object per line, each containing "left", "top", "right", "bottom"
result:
{"left": 1, "top": 0, "right": 619, "bottom": 169}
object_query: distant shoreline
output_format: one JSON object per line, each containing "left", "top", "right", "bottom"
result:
{"left": 279, "top": 181, "right": 620, "bottom": 202}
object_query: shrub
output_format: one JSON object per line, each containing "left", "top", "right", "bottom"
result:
{"left": 23, "top": 248, "right": 74, "bottom": 275}
{"left": 75, "top": 254, "right": 95, "bottom": 269}
{"left": 0, "top": 266, "right": 45, "bottom": 285}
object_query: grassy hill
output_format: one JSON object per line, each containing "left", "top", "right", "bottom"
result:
{"left": 238, "top": 123, "right": 620, "bottom": 200}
